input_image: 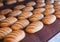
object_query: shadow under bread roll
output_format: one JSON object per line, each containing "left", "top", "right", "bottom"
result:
{"left": 11, "top": 19, "right": 30, "bottom": 30}
{"left": 0, "top": 15, "right": 6, "bottom": 21}
{"left": 0, "top": 27, "right": 12, "bottom": 40}
{"left": 1, "top": 17, "right": 17, "bottom": 27}
{"left": 4, "top": 30, "right": 25, "bottom": 42}
{"left": 26, "top": 21, "right": 44, "bottom": 33}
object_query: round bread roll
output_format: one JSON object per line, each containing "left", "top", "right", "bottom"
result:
{"left": 11, "top": 19, "right": 30, "bottom": 30}
{"left": 4, "top": 30, "right": 25, "bottom": 42}
{"left": 55, "top": 11, "right": 60, "bottom": 18}
{"left": 43, "top": 8, "right": 55, "bottom": 15}
{"left": 8, "top": 9, "right": 22, "bottom": 17}
{"left": 1, "top": 8, "right": 12, "bottom": 15}
{"left": 29, "top": 14, "right": 44, "bottom": 22}
{"left": 1, "top": 17, "right": 17, "bottom": 27}
{"left": 33, "top": 8, "right": 45, "bottom": 14}
{"left": 18, "top": 11, "right": 33, "bottom": 19}
{"left": 6, "top": 0, "right": 17, "bottom": 5}
{"left": 42, "top": 15, "right": 56, "bottom": 24}
{"left": 26, "top": 21, "right": 43, "bottom": 33}
{"left": 23, "top": 6, "right": 34, "bottom": 12}
{"left": 36, "top": 2, "right": 45, "bottom": 8}
{"left": 14, "top": 4, "right": 26, "bottom": 10}
{"left": 0, "top": 15, "right": 6, "bottom": 21}
{"left": 26, "top": 1, "right": 36, "bottom": 6}
{"left": 0, "top": 27, "right": 12, "bottom": 40}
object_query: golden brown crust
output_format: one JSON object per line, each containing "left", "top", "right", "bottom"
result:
{"left": 0, "top": 17, "right": 17, "bottom": 27}
{"left": 0, "top": 27, "right": 12, "bottom": 40}
{"left": 18, "top": 11, "right": 33, "bottom": 19}
{"left": 42, "top": 15, "right": 56, "bottom": 24}
{"left": 23, "top": 6, "right": 34, "bottom": 12}
{"left": 4, "top": 30, "right": 25, "bottom": 42}
{"left": 1, "top": 8, "right": 12, "bottom": 15}
{"left": 36, "top": 2, "right": 45, "bottom": 8}
{"left": 11, "top": 19, "right": 30, "bottom": 30}
{"left": 0, "top": 15, "right": 6, "bottom": 21}
{"left": 26, "top": 1, "right": 36, "bottom": 6}
{"left": 55, "top": 11, "right": 60, "bottom": 18}
{"left": 14, "top": 4, "right": 26, "bottom": 10}
{"left": 33, "top": 8, "right": 45, "bottom": 14}
{"left": 6, "top": 0, "right": 17, "bottom": 5}
{"left": 29, "top": 14, "right": 44, "bottom": 22}
{"left": 8, "top": 9, "right": 22, "bottom": 17}
{"left": 26, "top": 21, "right": 43, "bottom": 33}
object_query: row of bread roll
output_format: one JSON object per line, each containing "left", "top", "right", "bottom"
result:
{"left": 0, "top": 27, "right": 25, "bottom": 42}
{"left": 54, "top": 1, "right": 60, "bottom": 18}
{"left": 44, "top": 3, "right": 55, "bottom": 15}
{"left": 54, "top": 1, "right": 60, "bottom": 11}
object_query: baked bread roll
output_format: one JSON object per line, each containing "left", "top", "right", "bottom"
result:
{"left": 54, "top": 5, "right": 60, "bottom": 11}
{"left": 4, "top": 30, "right": 25, "bottom": 42}
{"left": 11, "top": 19, "right": 29, "bottom": 30}
{"left": 26, "top": 21, "right": 43, "bottom": 33}
{"left": 1, "top": 8, "right": 12, "bottom": 15}
{"left": 1, "top": 17, "right": 17, "bottom": 27}
{"left": 33, "top": 8, "right": 45, "bottom": 14}
{"left": 43, "top": 8, "right": 55, "bottom": 15}
{"left": 14, "top": 4, "right": 26, "bottom": 10}
{"left": 23, "top": 6, "right": 34, "bottom": 12}
{"left": 36, "top": 2, "right": 45, "bottom": 8}
{"left": 0, "top": 15, "right": 6, "bottom": 21}
{"left": 8, "top": 9, "right": 22, "bottom": 17}
{"left": 26, "top": 1, "right": 36, "bottom": 6}
{"left": 54, "top": 1, "right": 60, "bottom": 6}
{"left": 29, "top": 14, "right": 44, "bottom": 22}
{"left": 45, "top": 4, "right": 54, "bottom": 9}
{"left": 46, "top": 0, "right": 54, "bottom": 4}
{"left": 36, "top": 0, "right": 45, "bottom": 3}
{"left": 18, "top": 11, "right": 33, "bottom": 19}
{"left": 55, "top": 11, "right": 60, "bottom": 18}
{"left": 42, "top": 15, "right": 56, "bottom": 24}
{"left": 6, "top": 0, "right": 17, "bottom": 5}
{"left": 0, "top": 27, "right": 12, "bottom": 40}
{"left": 17, "top": 0, "right": 24, "bottom": 2}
